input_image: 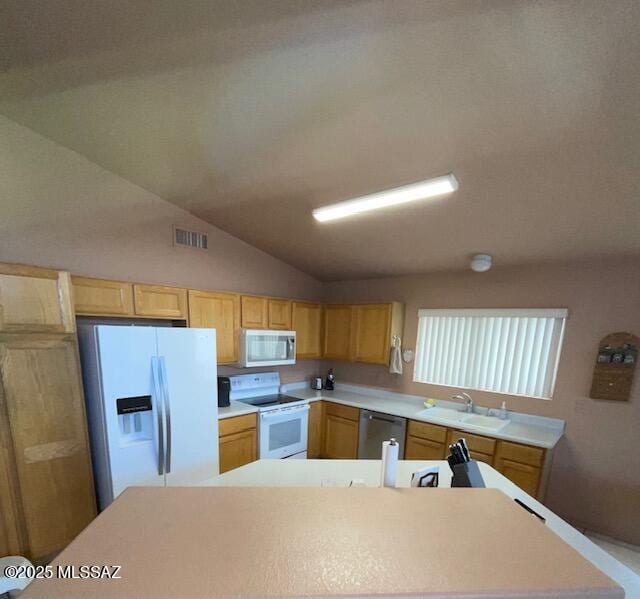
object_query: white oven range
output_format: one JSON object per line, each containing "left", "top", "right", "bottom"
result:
{"left": 229, "top": 372, "right": 309, "bottom": 459}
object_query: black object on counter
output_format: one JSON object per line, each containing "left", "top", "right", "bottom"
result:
{"left": 514, "top": 498, "right": 546, "bottom": 523}
{"left": 217, "top": 377, "right": 231, "bottom": 407}
{"left": 325, "top": 368, "right": 335, "bottom": 391}
{"left": 447, "top": 437, "right": 486, "bottom": 488}
{"left": 450, "top": 461, "right": 486, "bottom": 488}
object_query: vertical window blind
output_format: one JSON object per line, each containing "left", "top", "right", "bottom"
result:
{"left": 413, "top": 309, "right": 568, "bottom": 399}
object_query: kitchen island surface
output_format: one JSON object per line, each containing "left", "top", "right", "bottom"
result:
{"left": 22, "top": 461, "right": 635, "bottom": 599}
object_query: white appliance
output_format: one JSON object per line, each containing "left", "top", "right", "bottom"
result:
{"left": 230, "top": 372, "right": 309, "bottom": 459}
{"left": 239, "top": 329, "right": 296, "bottom": 367}
{"left": 78, "top": 325, "right": 219, "bottom": 511}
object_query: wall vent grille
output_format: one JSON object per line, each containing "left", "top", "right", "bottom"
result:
{"left": 174, "top": 227, "right": 208, "bottom": 250}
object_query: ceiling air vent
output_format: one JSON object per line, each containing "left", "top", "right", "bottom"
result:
{"left": 174, "top": 226, "right": 208, "bottom": 250}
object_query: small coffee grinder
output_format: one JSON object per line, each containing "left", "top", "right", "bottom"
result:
{"left": 325, "top": 368, "right": 335, "bottom": 391}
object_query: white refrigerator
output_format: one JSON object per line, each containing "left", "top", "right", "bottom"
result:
{"left": 78, "top": 325, "right": 219, "bottom": 511}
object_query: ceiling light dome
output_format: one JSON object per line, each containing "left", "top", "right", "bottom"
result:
{"left": 470, "top": 254, "right": 492, "bottom": 272}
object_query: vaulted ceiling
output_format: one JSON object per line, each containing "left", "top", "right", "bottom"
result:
{"left": 1, "top": 0, "right": 639, "bottom": 280}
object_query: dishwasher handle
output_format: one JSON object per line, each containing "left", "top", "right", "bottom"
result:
{"left": 361, "top": 410, "right": 403, "bottom": 425}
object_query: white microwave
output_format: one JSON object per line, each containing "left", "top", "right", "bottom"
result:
{"left": 239, "top": 329, "right": 296, "bottom": 367}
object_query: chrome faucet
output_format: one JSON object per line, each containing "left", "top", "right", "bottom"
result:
{"left": 452, "top": 392, "right": 474, "bottom": 413}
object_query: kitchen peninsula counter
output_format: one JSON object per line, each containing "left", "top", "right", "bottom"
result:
{"left": 22, "top": 460, "right": 634, "bottom": 599}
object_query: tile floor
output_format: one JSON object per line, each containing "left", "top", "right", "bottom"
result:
{"left": 586, "top": 532, "right": 640, "bottom": 576}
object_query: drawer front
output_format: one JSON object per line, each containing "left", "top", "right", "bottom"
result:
{"left": 408, "top": 420, "right": 447, "bottom": 443}
{"left": 219, "top": 413, "right": 257, "bottom": 437}
{"left": 448, "top": 429, "right": 496, "bottom": 456}
{"left": 470, "top": 451, "right": 494, "bottom": 465}
{"left": 324, "top": 401, "right": 359, "bottom": 422}
{"left": 496, "top": 441, "right": 544, "bottom": 467}
{"left": 404, "top": 436, "right": 445, "bottom": 460}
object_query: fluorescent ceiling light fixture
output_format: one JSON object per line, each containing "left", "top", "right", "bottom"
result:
{"left": 312, "top": 173, "right": 459, "bottom": 222}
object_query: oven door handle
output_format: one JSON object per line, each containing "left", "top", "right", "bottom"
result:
{"left": 260, "top": 404, "right": 310, "bottom": 420}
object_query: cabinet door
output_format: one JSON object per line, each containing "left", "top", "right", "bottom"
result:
{"left": 241, "top": 296, "right": 268, "bottom": 329}
{"left": 219, "top": 429, "right": 257, "bottom": 474}
{"left": 352, "top": 303, "right": 392, "bottom": 365}
{"left": 292, "top": 302, "right": 323, "bottom": 359}
{"left": 0, "top": 335, "right": 96, "bottom": 561}
{"left": 0, "top": 264, "right": 74, "bottom": 334}
{"left": 188, "top": 291, "right": 240, "bottom": 364}
{"left": 494, "top": 458, "right": 542, "bottom": 496}
{"left": 405, "top": 435, "right": 445, "bottom": 460}
{"left": 447, "top": 429, "right": 496, "bottom": 457}
{"left": 323, "top": 305, "right": 353, "bottom": 361}
{"left": 268, "top": 299, "right": 292, "bottom": 330}
{"left": 72, "top": 276, "right": 134, "bottom": 316}
{"left": 133, "top": 284, "right": 187, "bottom": 319}
{"left": 323, "top": 414, "right": 359, "bottom": 459}
{"left": 307, "top": 401, "right": 323, "bottom": 458}
{"left": 0, "top": 398, "right": 24, "bottom": 557}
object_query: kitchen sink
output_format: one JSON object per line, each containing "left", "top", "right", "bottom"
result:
{"left": 462, "top": 414, "right": 509, "bottom": 431}
{"left": 417, "top": 407, "right": 469, "bottom": 423}
{"left": 417, "top": 406, "right": 510, "bottom": 432}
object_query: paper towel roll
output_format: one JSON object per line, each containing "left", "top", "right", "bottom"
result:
{"left": 380, "top": 439, "right": 399, "bottom": 488}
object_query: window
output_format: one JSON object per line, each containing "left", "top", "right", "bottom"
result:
{"left": 413, "top": 309, "right": 568, "bottom": 399}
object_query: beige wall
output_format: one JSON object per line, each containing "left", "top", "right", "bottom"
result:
{"left": 324, "top": 257, "right": 640, "bottom": 544}
{"left": 0, "top": 115, "right": 322, "bottom": 300}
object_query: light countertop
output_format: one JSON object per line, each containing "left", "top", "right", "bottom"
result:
{"left": 24, "top": 476, "right": 626, "bottom": 598}
{"left": 282, "top": 382, "right": 565, "bottom": 449}
{"left": 205, "top": 459, "right": 639, "bottom": 597}
{"left": 217, "top": 399, "right": 259, "bottom": 420}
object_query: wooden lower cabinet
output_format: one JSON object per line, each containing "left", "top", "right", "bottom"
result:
{"left": 0, "top": 333, "right": 96, "bottom": 561}
{"left": 494, "top": 440, "right": 544, "bottom": 497}
{"left": 218, "top": 414, "right": 257, "bottom": 474}
{"left": 405, "top": 419, "right": 447, "bottom": 460}
{"left": 493, "top": 457, "right": 542, "bottom": 496}
{"left": 405, "top": 436, "right": 445, "bottom": 460}
{"left": 322, "top": 402, "right": 359, "bottom": 459}
{"left": 307, "top": 401, "right": 324, "bottom": 458}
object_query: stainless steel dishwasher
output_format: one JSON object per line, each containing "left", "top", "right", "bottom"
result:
{"left": 358, "top": 409, "right": 406, "bottom": 459}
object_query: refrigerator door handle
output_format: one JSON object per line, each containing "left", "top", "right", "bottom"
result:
{"left": 159, "top": 356, "right": 172, "bottom": 474}
{"left": 151, "top": 357, "right": 165, "bottom": 476}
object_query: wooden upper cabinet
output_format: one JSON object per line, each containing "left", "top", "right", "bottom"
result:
{"left": 268, "top": 299, "right": 292, "bottom": 330}
{"left": 0, "top": 334, "right": 96, "bottom": 560}
{"left": 352, "top": 303, "right": 393, "bottom": 365}
{"left": 323, "top": 305, "right": 353, "bottom": 360}
{"left": 323, "top": 302, "right": 404, "bottom": 365}
{"left": 241, "top": 296, "right": 268, "bottom": 329}
{"left": 133, "top": 284, "right": 188, "bottom": 320}
{"left": 72, "top": 276, "right": 134, "bottom": 316}
{"left": 188, "top": 290, "right": 240, "bottom": 364}
{"left": 292, "top": 302, "right": 323, "bottom": 359}
{"left": 0, "top": 263, "right": 75, "bottom": 334}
